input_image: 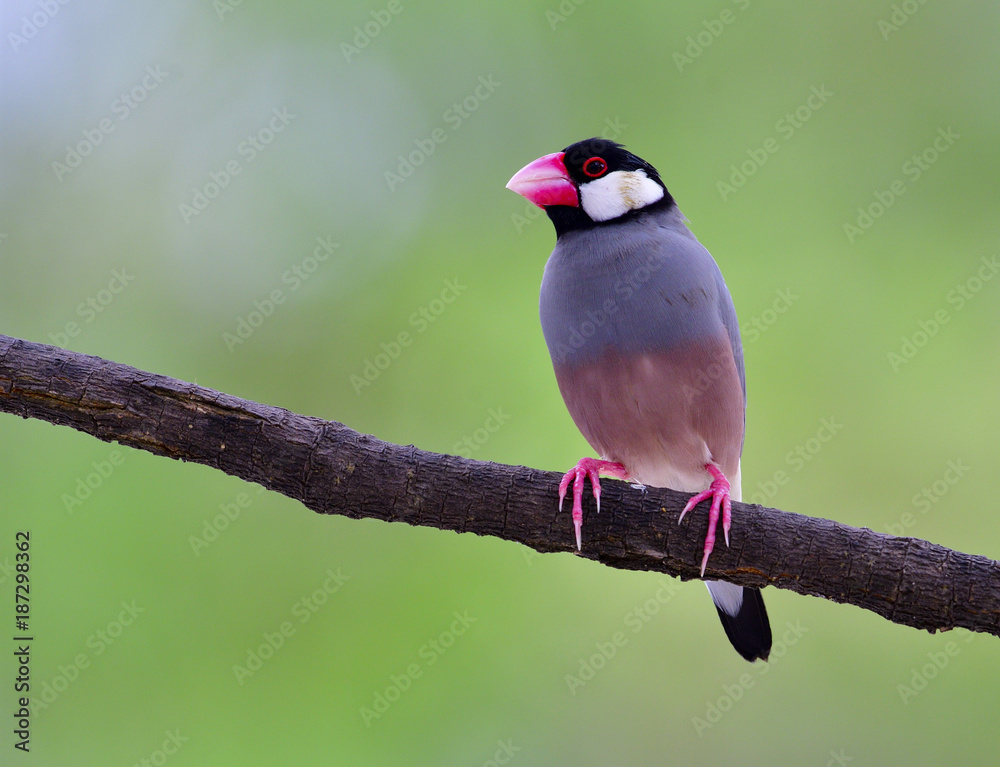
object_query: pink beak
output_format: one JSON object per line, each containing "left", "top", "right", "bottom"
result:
{"left": 505, "top": 152, "right": 579, "bottom": 209}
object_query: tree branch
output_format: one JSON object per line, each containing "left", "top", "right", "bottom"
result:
{"left": 2, "top": 333, "right": 998, "bottom": 637}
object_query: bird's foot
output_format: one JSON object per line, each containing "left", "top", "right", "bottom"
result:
{"left": 558, "top": 458, "right": 630, "bottom": 551}
{"left": 677, "top": 463, "right": 732, "bottom": 577}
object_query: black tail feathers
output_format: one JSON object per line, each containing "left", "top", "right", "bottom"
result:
{"left": 714, "top": 586, "right": 772, "bottom": 662}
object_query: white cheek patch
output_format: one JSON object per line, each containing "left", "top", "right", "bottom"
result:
{"left": 579, "top": 169, "right": 665, "bottom": 222}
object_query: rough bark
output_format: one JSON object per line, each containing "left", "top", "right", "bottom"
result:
{"left": 1, "top": 333, "right": 998, "bottom": 637}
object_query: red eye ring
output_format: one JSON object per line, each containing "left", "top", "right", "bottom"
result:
{"left": 582, "top": 156, "right": 608, "bottom": 178}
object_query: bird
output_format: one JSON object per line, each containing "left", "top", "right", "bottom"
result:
{"left": 505, "top": 138, "right": 771, "bottom": 662}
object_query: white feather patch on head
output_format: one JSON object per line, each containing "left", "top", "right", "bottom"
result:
{"left": 579, "top": 169, "right": 665, "bottom": 222}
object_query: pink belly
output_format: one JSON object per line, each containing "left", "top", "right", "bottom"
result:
{"left": 553, "top": 339, "right": 744, "bottom": 491}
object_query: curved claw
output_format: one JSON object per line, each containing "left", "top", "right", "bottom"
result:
{"left": 677, "top": 463, "right": 733, "bottom": 577}
{"left": 558, "top": 458, "right": 630, "bottom": 550}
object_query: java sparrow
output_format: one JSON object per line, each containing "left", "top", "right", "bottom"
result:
{"left": 506, "top": 139, "right": 771, "bottom": 661}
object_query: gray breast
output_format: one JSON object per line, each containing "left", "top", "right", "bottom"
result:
{"left": 539, "top": 207, "right": 743, "bottom": 397}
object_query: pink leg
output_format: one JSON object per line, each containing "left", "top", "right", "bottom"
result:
{"left": 558, "top": 458, "right": 630, "bottom": 550}
{"left": 677, "top": 463, "right": 732, "bottom": 577}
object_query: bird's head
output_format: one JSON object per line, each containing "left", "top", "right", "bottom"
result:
{"left": 506, "top": 138, "right": 673, "bottom": 235}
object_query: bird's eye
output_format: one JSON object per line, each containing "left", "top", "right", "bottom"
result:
{"left": 582, "top": 157, "right": 608, "bottom": 178}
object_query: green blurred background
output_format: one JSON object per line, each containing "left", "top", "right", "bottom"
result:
{"left": 2, "top": 0, "right": 999, "bottom": 764}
